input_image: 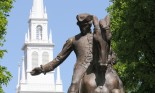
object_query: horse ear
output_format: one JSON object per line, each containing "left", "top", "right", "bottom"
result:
{"left": 99, "top": 15, "right": 110, "bottom": 29}
{"left": 99, "top": 15, "right": 112, "bottom": 41}
{"left": 104, "top": 15, "right": 110, "bottom": 26}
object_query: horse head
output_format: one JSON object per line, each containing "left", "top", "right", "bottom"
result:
{"left": 93, "top": 15, "right": 112, "bottom": 69}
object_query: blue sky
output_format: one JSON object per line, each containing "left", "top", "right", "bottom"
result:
{"left": 1, "top": 0, "right": 109, "bottom": 93}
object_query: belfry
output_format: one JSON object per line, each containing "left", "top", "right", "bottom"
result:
{"left": 16, "top": 0, "right": 64, "bottom": 93}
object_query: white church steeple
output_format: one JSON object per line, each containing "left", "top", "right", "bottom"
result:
{"left": 17, "top": 0, "right": 64, "bottom": 93}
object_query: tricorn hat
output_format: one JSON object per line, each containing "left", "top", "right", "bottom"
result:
{"left": 76, "top": 13, "right": 93, "bottom": 24}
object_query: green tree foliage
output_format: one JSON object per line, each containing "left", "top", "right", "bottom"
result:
{"left": 107, "top": 0, "right": 155, "bottom": 92}
{"left": 0, "top": 0, "right": 14, "bottom": 93}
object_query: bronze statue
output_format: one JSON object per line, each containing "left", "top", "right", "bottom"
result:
{"left": 30, "top": 13, "right": 124, "bottom": 93}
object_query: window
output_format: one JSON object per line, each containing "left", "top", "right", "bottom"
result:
{"left": 32, "top": 51, "right": 38, "bottom": 68}
{"left": 36, "top": 25, "right": 42, "bottom": 40}
{"left": 42, "top": 52, "right": 49, "bottom": 65}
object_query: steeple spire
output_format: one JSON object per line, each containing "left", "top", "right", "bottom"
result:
{"left": 16, "top": 63, "right": 21, "bottom": 88}
{"left": 27, "top": 29, "right": 30, "bottom": 41}
{"left": 49, "top": 29, "right": 53, "bottom": 43}
{"left": 25, "top": 33, "right": 28, "bottom": 42}
{"left": 30, "top": 0, "right": 47, "bottom": 19}
{"left": 21, "top": 57, "right": 25, "bottom": 83}
{"left": 56, "top": 66, "right": 63, "bottom": 92}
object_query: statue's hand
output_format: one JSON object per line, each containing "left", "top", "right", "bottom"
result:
{"left": 30, "top": 67, "right": 43, "bottom": 76}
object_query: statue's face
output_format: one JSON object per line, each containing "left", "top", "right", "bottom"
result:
{"left": 78, "top": 23, "right": 91, "bottom": 35}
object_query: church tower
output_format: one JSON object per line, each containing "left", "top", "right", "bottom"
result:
{"left": 16, "top": 0, "right": 64, "bottom": 93}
